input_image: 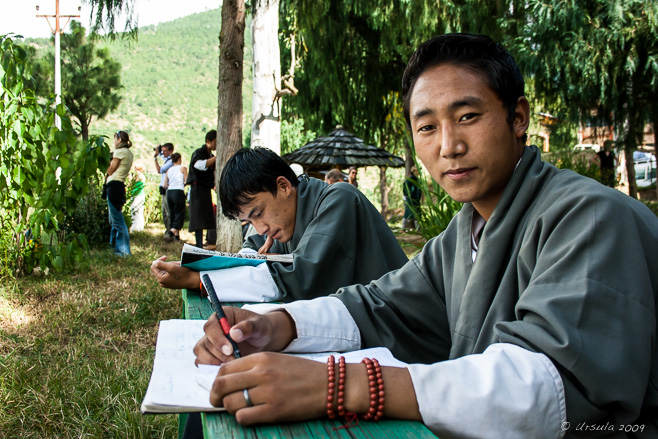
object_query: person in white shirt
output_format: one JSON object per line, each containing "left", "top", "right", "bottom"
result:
{"left": 189, "top": 34, "right": 658, "bottom": 438}
{"left": 153, "top": 142, "right": 174, "bottom": 240}
{"left": 163, "top": 152, "right": 188, "bottom": 241}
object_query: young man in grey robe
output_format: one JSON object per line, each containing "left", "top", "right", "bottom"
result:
{"left": 151, "top": 147, "right": 408, "bottom": 302}
{"left": 192, "top": 34, "right": 658, "bottom": 438}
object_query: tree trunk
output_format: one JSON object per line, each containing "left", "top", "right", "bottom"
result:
{"left": 81, "top": 118, "right": 89, "bottom": 142}
{"left": 379, "top": 166, "right": 389, "bottom": 218}
{"left": 251, "top": 0, "right": 281, "bottom": 154}
{"left": 624, "top": 142, "right": 637, "bottom": 199}
{"left": 215, "top": 0, "right": 246, "bottom": 252}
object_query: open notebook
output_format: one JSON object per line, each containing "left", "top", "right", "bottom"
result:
{"left": 141, "top": 319, "right": 407, "bottom": 414}
{"left": 180, "top": 243, "right": 293, "bottom": 271}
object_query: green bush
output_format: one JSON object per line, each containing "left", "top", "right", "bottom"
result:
{"left": 0, "top": 34, "right": 111, "bottom": 276}
{"left": 409, "top": 175, "right": 463, "bottom": 242}
{"left": 62, "top": 177, "right": 111, "bottom": 248}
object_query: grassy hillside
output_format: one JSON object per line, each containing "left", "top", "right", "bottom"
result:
{"left": 26, "top": 9, "right": 253, "bottom": 167}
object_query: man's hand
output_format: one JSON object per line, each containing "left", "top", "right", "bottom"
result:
{"left": 194, "top": 307, "right": 296, "bottom": 365}
{"left": 150, "top": 255, "right": 200, "bottom": 290}
{"left": 211, "top": 352, "right": 327, "bottom": 425}
{"left": 257, "top": 235, "right": 274, "bottom": 254}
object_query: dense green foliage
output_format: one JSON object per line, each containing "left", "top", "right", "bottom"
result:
{"left": 280, "top": 0, "right": 442, "bottom": 158}
{"left": 406, "top": 172, "right": 463, "bottom": 242}
{"left": 509, "top": 0, "right": 658, "bottom": 198}
{"left": 0, "top": 34, "right": 111, "bottom": 277}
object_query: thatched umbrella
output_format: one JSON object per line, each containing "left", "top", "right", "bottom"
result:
{"left": 281, "top": 125, "right": 404, "bottom": 177}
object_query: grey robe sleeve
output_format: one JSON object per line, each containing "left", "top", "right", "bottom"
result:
{"left": 335, "top": 235, "right": 453, "bottom": 364}
{"left": 495, "top": 190, "right": 658, "bottom": 430}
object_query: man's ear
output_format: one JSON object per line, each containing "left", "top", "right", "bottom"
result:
{"left": 512, "top": 96, "right": 530, "bottom": 139}
{"left": 276, "top": 176, "right": 293, "bottom": 196}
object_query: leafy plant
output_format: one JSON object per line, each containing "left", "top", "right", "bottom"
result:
{"left": 409, "top": 175, "right": 463, "bottom": 242}
{"left": 0, "top": 34, "right": 111, "bottom": 276}
{"left": 62, "top": 176, "right": 110, "bottom": 248}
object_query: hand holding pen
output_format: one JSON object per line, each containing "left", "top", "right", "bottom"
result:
{"left": 201, "top": 274, "right": 241, "bottom": 358}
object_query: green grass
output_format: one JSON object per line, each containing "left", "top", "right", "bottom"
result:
{"left": 0, "top": 216, "right": 424, "bottom": 438}
{"left": 0, "top": 225, "right": 185, "bottom": 438}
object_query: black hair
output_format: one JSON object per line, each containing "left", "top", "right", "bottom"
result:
{"left": 402, "top": 34, "right": 525, "bottom": 130}
{"left": 162, "top": 142, "right": 174, "bottom": 152}
{"left": 205, "top": 130, "right": 217, "bottom": 143}
{"left": 219, "top": 147, "right": 300, "bottom": 220}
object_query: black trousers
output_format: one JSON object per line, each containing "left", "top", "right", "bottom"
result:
{"left": 166, "top": 189, "right": 186, "bottom": 231}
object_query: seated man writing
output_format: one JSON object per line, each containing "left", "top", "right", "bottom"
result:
{"left": 151, "top": 147, "right": 408, "bottom": 302}
{"left": 192, "top": 34, "right": 658, "bottom": 438}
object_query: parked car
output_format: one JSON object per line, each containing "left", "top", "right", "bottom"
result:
{"left": 573, "top": 143, "right": 601, "bottom": 153}
{"left": 634, "top": 150, "right": 657, "bottom": 188}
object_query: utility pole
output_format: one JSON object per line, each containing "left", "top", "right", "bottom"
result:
{"left": 36, "top": 0, "right": 80, "bottom": 129}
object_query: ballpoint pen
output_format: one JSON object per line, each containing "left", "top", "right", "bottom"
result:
{"left": 201, "top": 274, "right": 242, "bottom": 358}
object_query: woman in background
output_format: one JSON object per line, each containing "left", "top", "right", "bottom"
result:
{"left": 105, "top": 130, "right": 134, "bottom": 256}
{"left": 164, "top": 152, "right": 188, "bottom": 242}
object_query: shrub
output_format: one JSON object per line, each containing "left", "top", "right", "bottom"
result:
{"left": 62, "top": 177, "right": 111, "bottom": 248}
{"left": 0, "top": 34, "right": 111, "bottom": 276}
{"left": 408, "top": 175, "right": 463, "bottom": 242}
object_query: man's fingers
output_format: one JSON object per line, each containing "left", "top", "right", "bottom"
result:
{"left": 257, "top": 236, "right": 274, "bottom": 254}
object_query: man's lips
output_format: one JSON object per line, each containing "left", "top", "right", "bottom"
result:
{"left": 444, "top": 167, "right": 476, "bottom": 179}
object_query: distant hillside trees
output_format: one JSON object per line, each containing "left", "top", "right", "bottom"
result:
{"left": 31, "top": 21, "right": 121, "bottom": 141}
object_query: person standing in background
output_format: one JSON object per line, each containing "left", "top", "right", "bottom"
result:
{"left": 105, "top": 130, "right": 134, "bottom": 257}
{"left": 129, "top": 163, "right": 147, "bottom": 233}
{"left": 154, "top": 143, "right": 175, "bottom": 240}
{"left": 347, "top": 166, "right": 359, "bottom": 188}
{"left": 594, "top": 140, "right": 618, "bottom": 188}
{"left": 164, "top": 153, "right": 188, "bottom": 242}
{"left": 186, "top": 130, "right": 217, "bottom": 248}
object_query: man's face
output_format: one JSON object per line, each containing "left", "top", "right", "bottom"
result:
{"left": 163, "top": 147, "right": 173, "bottom": 158}
{"left": 206, "top": 138, "right": 217, "bottom": 151}
{"left": 408, "top": 63, "right": 528, "bottom": 219}
{"left": 237, "top": 177, "right": 297, "bottom": 243}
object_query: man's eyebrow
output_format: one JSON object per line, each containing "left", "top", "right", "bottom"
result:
{"left": 449, "top": 96, "right": 483, "bottom": 111}
{"left": 411, "top": 96, "right": 484, "bottom": 122}
{"left": 411, "top": 107, "right": 434, "bottom": 122}
{"left": 240, "top": 206, "right": 259, "bottom": 221}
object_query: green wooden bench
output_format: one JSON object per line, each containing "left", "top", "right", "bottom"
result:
{"left": 180, "top": 289, "right": 437, "bottom": 438}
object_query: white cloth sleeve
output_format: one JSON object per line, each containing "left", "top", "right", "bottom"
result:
{"left": 201, "top": 263, "right": 281, "bottom": 302}
{"left": 194, "top": 159, "right": 208, "bottom": 171}
{"left": 242, "top": 296, "right": 361, "bottom": 353}
{"left": 408, "top": 343, "right": 566, "bottom": 439}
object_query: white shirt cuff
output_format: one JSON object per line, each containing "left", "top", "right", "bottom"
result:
{"left": 408, "top": 343, "right": 566, "bottom": 439}
{"left": 201, "top": 263, "right": 280, "bottom": 302}
{"left": 194, "top": 159, "right": 208, "bottom": 171}
{"left": 243, "top": 297, "right": 361, "bottom": 353}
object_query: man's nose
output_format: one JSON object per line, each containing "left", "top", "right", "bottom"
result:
{"left": 440, "top": 125, "right": 465, "bottom": 158}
